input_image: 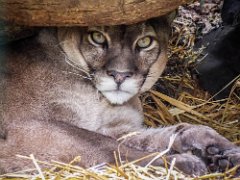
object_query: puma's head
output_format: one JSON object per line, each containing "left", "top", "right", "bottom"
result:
{"left": 58, "top": 13, "right": 175, "bottom": 105}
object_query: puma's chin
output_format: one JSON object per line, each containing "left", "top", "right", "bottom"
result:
{"left": 96, "top": 77, "right": 140, "bottom": 105}
{"left": 101, "top": 90, "right": 134, "bottom": 105}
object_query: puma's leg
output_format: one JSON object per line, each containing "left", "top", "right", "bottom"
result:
{"left": 121, "top": 123, "right": 240, "bottom": 173}
{"left": 0, "top": 119, "right": 148, "bottom": 173}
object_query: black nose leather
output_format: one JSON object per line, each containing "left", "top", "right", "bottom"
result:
{"left": 107, "top": 70, "right": 133, "bottom": 84}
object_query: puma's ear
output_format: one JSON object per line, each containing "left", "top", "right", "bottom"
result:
{"left": 166, "top": 10, "right": 177, "bottom": 25}
{"left": 148, "top": 10, "right": 177, "bottom": 29}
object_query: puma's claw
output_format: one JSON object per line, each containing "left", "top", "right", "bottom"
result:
{"left": 172, "top": 123, "right": 240, "bottom": 176}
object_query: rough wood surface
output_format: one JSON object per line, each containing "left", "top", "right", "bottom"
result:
{"left": 0, "top": 0, "right": 189, "bottom": 26}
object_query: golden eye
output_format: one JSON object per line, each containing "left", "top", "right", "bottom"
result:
{"left": 136, "top": 36, "right": 152, "bottom": 49}
{"left": 90, "top": 31, "right": 106, "bottom": 45}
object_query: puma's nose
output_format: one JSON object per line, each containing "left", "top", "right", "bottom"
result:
{"left": 107, "top": 70, "right": 133, "bottom": 84}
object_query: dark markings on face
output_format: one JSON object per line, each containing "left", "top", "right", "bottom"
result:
{"left": 78, "top": 20, "right": 168, "bottom": 77}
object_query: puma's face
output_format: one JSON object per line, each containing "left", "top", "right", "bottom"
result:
{"left": 58, "top": 16, "right": 171, "bottom": 105}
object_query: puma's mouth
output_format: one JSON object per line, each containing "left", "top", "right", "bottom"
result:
{"left": 104, "top": 90, "right": 131, "bottom": 94}
{"left": 95, "top": 76, "right": 141, "bottom": 104}
{"left": 101, "top": 90, "right": 134, "bottom": 105}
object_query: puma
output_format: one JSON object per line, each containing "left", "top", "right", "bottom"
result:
{"left": 0, "top": 13, "right": 239, "bottom": 176}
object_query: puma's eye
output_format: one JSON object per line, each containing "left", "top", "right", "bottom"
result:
{"left": 136, "top": 36, "right": 152, "bottom": 49}
{"left": 89, "top": 31, "right": 106, "bottom": 45}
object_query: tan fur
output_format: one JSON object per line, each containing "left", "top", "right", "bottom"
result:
{"left": 0, "top": 14, "right": 240, "bottom": 176}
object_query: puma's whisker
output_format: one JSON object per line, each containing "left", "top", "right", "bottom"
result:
{"left": 63, "top": 55, "right": 91, "bottom": 78}
{"left": 62, "top": 71, "right": 93, "bottom": 81}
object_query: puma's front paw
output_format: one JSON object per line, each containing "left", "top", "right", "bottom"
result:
{"left": 209, "top": 147, "right": 240, "bottom": 175}
{"left": 141, "top": 153, "right": 207, "bottom": 176}
{"left": 166, "top": 153, "right": 207, "bottom": 176}
{"left": 172, "top": 123, "right": 239, "bottom": 173}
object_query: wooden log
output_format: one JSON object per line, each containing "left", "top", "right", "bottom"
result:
{"left": 0, "top": 0, "right": 189, "bottom": 26}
